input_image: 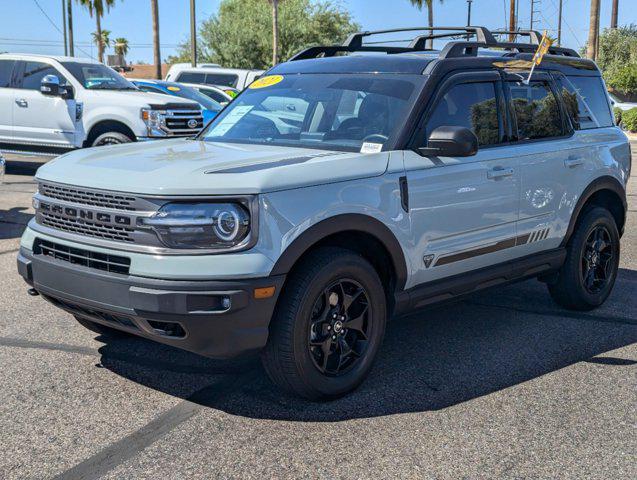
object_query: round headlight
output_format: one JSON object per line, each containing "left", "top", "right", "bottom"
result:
{"left": 214, "top": 208, "right": 240, "bottom": 241}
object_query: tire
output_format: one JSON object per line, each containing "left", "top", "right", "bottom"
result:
{"left": 261, "top": 247, "right": 387, "bottom": 400}
{"left": 548, "top": 207, "right": 620, "bottom": 311}
{"left": 74, "top": 315, "right": 130, "bottom": 338}
{"left": 91, "top": 131, "right": 133, "bottom": 147}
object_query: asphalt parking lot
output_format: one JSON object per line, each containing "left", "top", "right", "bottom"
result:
{"left": 1, "top": 147, "right": 635, "bottom": 479}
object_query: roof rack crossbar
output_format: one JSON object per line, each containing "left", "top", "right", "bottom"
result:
{"left": 288, "top": 45, "right": 416, "bottom": 62}
{"left": 343, "top": 26, "right": 497, "bottom": 49}
{"left": 491, "top": 29, "right": 542, "bottom": 44}
{"left": 439, "top": 41, "right": 580, "bottom": 59}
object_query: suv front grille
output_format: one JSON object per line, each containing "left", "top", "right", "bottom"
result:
{"left": 39, "top": 182, "right": 137, "bottom": 211}
{"left": 34, "top": 239, "right": 131, "bottom": 275}
{"left": 40, "top": 211, "right": 135, "bottom": 243}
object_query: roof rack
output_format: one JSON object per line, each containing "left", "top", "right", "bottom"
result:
{"left": 491, "top": 29, "right": 542, "bottom": 44}
{"left": 288, "top": 26, "right": 580, "bottom": 62}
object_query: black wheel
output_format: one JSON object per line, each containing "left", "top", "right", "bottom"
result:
{"left": 74, "top": 315, "right": 129, "bottom": 338}
{"left": 91, "top": 131, "right": 133, "bottom": 147}
{"left": 548, "top": 207, "right": 620, "bottom": 310}
{"left": 261, "top": 247, "right": 387, "bottom": 400}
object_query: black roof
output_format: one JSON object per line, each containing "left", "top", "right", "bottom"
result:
{"left": 271, "top": 26, "right": 599, "bottom": 77}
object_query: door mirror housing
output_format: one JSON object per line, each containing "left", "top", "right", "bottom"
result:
{"left": 417, "top": 126, "right": 479, "bottom": 157}
{"left": 41, "top": 75, "right": 61, "bottom": 96}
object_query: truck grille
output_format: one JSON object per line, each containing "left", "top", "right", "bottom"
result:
{"left": 40, "top": 182, "right": 137, "bottom": 211}
{"left": 34, "top": 239, "right": 131, "bottom": 275}
{"left": 40, "top": 211, "right": 135, "bottom": 243}
{"left": 164, "top": 109, "right": 204, "bottom": 135}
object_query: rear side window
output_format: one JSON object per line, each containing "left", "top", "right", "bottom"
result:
{"left": 176, "top": 72, "right": 205, "bottom": 84}
{"left": 426, "top": 82, "right": 501, "bottom": 146}
{"left": 0, "top": 60, "right": 16, "bottom": 88}
{"left": 507, "top": 81, "right": 564, "bottom": 140}
{"left": 204, "top": 73, "right": 238, "bottom": 88}
{"left": 556, "top": 75, "right": 613, "bottom": 129}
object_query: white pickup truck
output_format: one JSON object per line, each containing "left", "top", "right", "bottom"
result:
{"left": 0, "top": 54, "right": 203, "bottom": 151}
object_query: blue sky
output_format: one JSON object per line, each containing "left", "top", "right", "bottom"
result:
{"left": 1, "top": 0, "right": 634, "bottom": 63}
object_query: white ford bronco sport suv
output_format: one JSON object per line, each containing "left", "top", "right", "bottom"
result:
{"left": 0, "top": 54, "right": 203, "bottom": 152}
{"left": 18, "top": 28, "right": 630, "bottom": 400}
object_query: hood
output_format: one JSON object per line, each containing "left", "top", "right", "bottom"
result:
{"left": 36, "top": 140, "right": 389, "bottom": 196}
{"left": 83, "top": 90, "right": 199, "bottom": 109}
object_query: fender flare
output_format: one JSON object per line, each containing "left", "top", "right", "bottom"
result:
{"left": 561, "top": 175, "right": 627, "bottom": 246}
{"left": 269, "top": 214, "right": 409, "bottom": 290}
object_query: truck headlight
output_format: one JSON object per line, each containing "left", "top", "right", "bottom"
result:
{"left": 141, "top": 108, "right": 167, "bottom": 135}
{"left": 139, "top": 202, "right": 252, "bottom": 249}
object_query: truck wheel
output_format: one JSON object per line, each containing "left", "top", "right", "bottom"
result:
{"left": 91, "top": 131, "right": 133, "bottom": 147}
{"left": 548, "top": 207, "right": 620, "bottom": 311}
{"left": 261, "top": 247, "right": 387, "bottom": 400}
{"left": 74, "top": 315, "right": 129, "bottom": 338}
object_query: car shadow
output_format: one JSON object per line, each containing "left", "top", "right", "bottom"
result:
{"left": 0, "top": 207, "right": 34, "bottom": 239}
{"left": 96, "top": 270, "right": 637, "bottom": 422}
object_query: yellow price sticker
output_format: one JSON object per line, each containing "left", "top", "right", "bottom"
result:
{"left": 249, "top": 75, "right": 284, "bottom": 89}
{"left": 167, "top": 86, "right": 181, "bottom": 92}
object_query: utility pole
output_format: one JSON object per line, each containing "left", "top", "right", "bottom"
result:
{"left": 509, "top": 0, "right": 516, "bottom": 42}
{"left": 557, "top": 0, "right": 563, "bottom": 45}
{"left": 587, "top": 0, "right": 601, "bottom": 60}
{"left": 466, "top": 0, "right": 473, "bottom": 26}
{"left": 611, "top": 0, "right": 619, "bottom": 29}
{"left": 530, "top": 0, "right": 540, "bottom": 31}
{"left": 62, "top": 0, "right": 68, "bottom": 56}
{"left": 190, "top": 0, "right": 197, "bottom": 67}
{"left": 67, "top": 0, "right": 74, "bottom": 57}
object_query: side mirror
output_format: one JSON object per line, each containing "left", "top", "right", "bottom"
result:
{"left": 418, "top": 126, "right": 478, "bottom": 157}
{"left": 41, "top": 75, "right": 61, "bottom": 96}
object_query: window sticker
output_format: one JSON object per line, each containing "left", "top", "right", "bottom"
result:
{"left": 249, "top": 75, "right": 284, "bottom": 89}
{"left": 360, "top": 142, "right": 383, "bottom": 154}
{"left": 208, "top": 106, "right": 253, "bottom": 136}
{"left": 167, "top": 86, "right": 181, "bottom": 92}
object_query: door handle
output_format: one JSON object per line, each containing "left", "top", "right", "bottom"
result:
{"left": 564, "top": 156, "right": 584, "bottom": 168}
{"left": 487, "top": 167, "right": 514, "bottom": 180}
{"left": 15, "top": 99, "right": 28, "bottom": 108}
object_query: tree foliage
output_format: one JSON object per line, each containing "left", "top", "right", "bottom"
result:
{"left": 596, "top": 25, "right": 637, "bottom": 97}
{"left": 167, "top": 0, "right": 360, "bottom": 69}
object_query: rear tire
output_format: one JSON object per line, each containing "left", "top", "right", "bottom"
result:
{"left": 261, "top": 247, "right": 387, "bottom": 400}
{"left": 91, "top": 131, "right": 133, "bottom": 147}
{"left": 548, "top": 207, "right": 620, "bottom": 311}
{"left": 74, "top": 315, "right": 129, "bottom": 338}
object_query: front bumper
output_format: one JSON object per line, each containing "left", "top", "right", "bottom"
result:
{"left": 18, "top": 247, "right": 285, "bottom": 359}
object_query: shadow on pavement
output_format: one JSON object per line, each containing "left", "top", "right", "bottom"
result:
{"left": 96, "top": 271, "right": 637, "bottom": 422}
{"left": 0, "top": 207, "right": 33, "bottom": 239}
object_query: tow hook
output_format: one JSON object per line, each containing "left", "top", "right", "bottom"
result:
{"left": 27, "top": 288, "right": 39, "bottom": 297}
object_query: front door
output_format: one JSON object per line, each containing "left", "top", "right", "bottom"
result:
{"left": 12, "top": 61, "right": 77, "bottom": 147}
{"left": 404, "top": 72, "right": 520, "bottom": 289}
{"left": 0, "top": 59, "right": 17, "bottom": 142}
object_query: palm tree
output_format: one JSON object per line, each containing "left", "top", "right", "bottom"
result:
{"left": 113, "top": 37, "right": 129, "bottom": 57}
{"left": 409, "top": 0, "right": 444, "bottom": 49}
{"left": 150, "top": 0, "right": 161, "bottom": 79}
{"left": 587, "top": 0, "right": 601, "bottom": 60}
{"left": 268, "top": 0, "right": 280, "bottom": 66}
{"left": 91, "top": 29, "right": 112, "bottom": 57}
{"left": 77, "top": 0, "right": 117, "bottom": 63}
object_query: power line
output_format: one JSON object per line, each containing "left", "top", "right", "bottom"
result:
{"left": 32, "top": 0, "right": 95, "bottom": 58}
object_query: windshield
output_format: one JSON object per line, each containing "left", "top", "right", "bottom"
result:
{"left": 200, "top": 74, "right": 424, "bottom": 152}
{"left": 62, "top": 62, "right": 137, "bottom": 90}
{"left": 167, "top": 84, "right": 223, "bottom": 112}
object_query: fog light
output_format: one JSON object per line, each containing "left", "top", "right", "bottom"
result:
{"left": 222, "top": 297, "right": 231, "bottom": 309}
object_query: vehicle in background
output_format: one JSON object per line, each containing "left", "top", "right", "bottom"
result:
{"left": 608, "top": 92, "right": 637, "bottom": 111}
{"left": 130, "top": 79, "right": 223, "bottom": 124}
{"left": 165, "top": 66, "right": 264, "bottom": 90}
{"left": 164, "top": 62, "right": 221, "bottom": 81}
{"left": 0, "top": 54, "right": 204, "bottom": 151}
{"left": 182, "top": 83, "right": 237, "bottom": 106}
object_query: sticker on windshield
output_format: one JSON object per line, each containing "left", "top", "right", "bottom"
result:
{"left": 208, "top": 105, "right": 253, "bottom": 136}
{"left": 249, "top": 75, "right": 284, "bottom": 89}
{"left": 360, "top": 142, "right": 383, "bottom": 154}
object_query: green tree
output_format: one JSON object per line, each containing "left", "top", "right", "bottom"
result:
{"left": 91, "top": 29, "right": 111, "bottom": 55}
{"left": 113, "top": 37, "right": 128, "bottom": 57}
{"left": 77, "top": 0, "right": 117, "bottom": 63}
{"left": 595, "top": 25, "right": 637, "bottom": 97}
{"left": 409, "top": 0, "right": 444, "bottom": 49}
{"left": 168, "top": 0, "right": 359, "bottom": 69}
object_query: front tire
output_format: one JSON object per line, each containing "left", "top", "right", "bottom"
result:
{"left": 548, "top": 207, "right": 620, "bottom": 310}
{"left": 91, "top": 131, "right": 133, "bottom": 147}
{"left": 261, "top": 247, "right": 387, "bottom": 400}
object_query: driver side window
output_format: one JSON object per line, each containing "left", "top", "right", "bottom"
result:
{"left": 18, "top": 61, "right": 68, "bottom": 90}
{"left": 426, "top": 82, "right": 502, "bottom": 147}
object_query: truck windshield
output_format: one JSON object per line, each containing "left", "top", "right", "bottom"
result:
{"left": 200, "top": 74, "right": 424, "bottom": 152}
{"left": 61, "top": 62, "right": 138, "bottom": 91}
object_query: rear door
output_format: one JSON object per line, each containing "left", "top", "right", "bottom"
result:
{"left": 12, "top": 60, "right": 77, "bottom": 147}
{"left": 0, "top": 59, "right": 17, "bottom": 142}
{"left": 403, "top": 71, "right": 521, "bottom": 288}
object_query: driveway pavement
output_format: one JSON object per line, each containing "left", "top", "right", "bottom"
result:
{"left": 0, "top": 148, "right": 635, "bottom": 479}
